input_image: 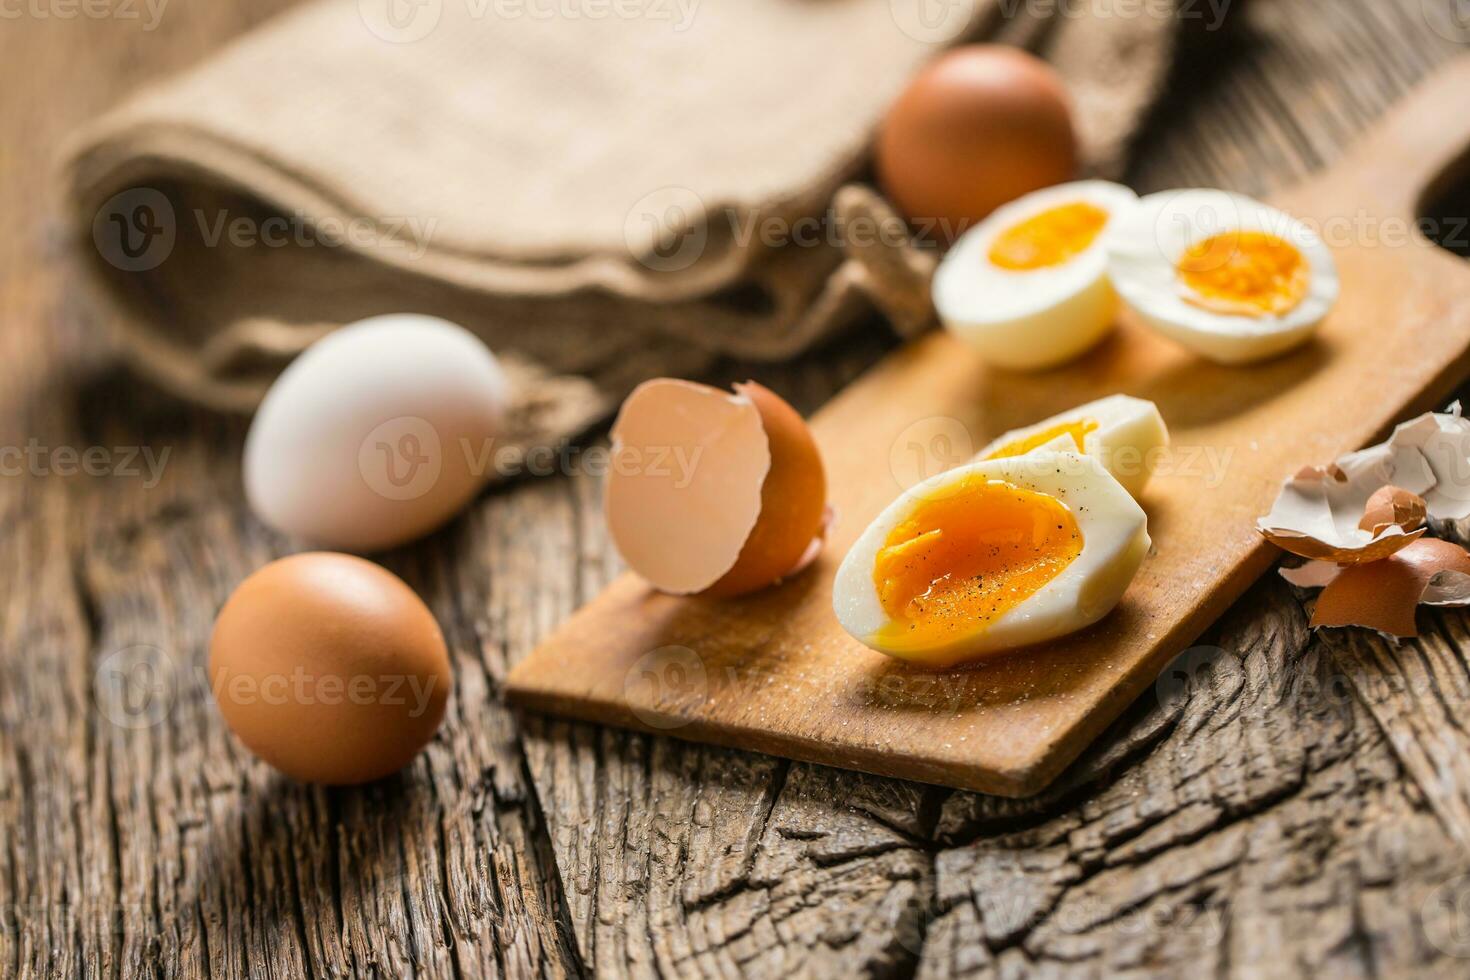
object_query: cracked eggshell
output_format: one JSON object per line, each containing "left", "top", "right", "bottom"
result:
{"left": 1256, "top": 404, "right": 1470, "bottom": 563}
{"left": 604, "top": 379, "right": 828, "bottom": 598}
{"left": 1309, "top": 538, "right": 1470, "bottom": 637}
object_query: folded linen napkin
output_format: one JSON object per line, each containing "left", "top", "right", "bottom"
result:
{"left": 64, "top": 0, "right": 1182, "bottom": 458}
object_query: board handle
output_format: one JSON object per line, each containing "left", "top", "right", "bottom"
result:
{"left": 1331, "top": 56, "right": 1470, "bottom": 221}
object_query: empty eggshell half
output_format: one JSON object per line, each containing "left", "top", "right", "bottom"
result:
{"left": 605, "top": 379, "right": 828, "bottom": 597}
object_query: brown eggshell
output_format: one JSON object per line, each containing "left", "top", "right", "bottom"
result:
{"left": 876, "top": 45, "right": 1077, "bottom": 241}
{"left": 1359, "top": 485, "right": 1427, "bottom": 536}
{"left": 209, "top": 553, "right": 451, "bottom": 784}
{"left": 604, "top": 379, "right": 828, "bottom": 598}
{"left": 1311, "top": 538, "right": 1470, "bottom": 637}
{"left": 703, "top": 382, "right": 829, "bottom": 598}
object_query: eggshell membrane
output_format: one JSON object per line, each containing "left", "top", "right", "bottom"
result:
{"left": 877, "top": 45, "right": 1077, "bottom": 240}
{"left": 605, "top": 379, "right": 828, "bottom": 597}
{"left": 1311, "top": 538, "right": 1470, "bottom": 637}
{"left": 209, "top": 553, "right": 452, "bottom": 785}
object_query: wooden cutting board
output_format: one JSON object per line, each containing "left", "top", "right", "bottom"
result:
{"left": 506, "top": 59, "right": 1470, "bottom": 797}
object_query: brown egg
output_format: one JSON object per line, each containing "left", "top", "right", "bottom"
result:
{"left": 605, "top": 379, "right": 829, "bottom": 598}
{"left": 1358, "top": 485, "right": 1427, "bottom": 536}
{"left": 209, "top": 553, "right": 451, "bottom": 784}
{"left": 877, "top": 45, "right": 1077, "bottom": 241}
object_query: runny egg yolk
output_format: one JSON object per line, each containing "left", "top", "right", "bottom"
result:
{"left": 1176, "top": 230, "right": 1310, "bottom": 317}
{"left": 982, "top": 418, "right": 1098, "bottom": 460}
{"left": 987, "top": 202, "right": 1110, "bottom": 271}
{"left": 871, "top": 476, "right": 1083, "bottom": 649}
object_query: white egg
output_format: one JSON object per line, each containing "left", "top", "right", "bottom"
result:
{"left": 933, "top": 180, "right": 1140, "bottom": 370}
{"left": 833, "top": 452, "right": 1149, "bottom": 667}
{"left": 244, "top": 314, "right": 510, "bottom": 552}
{"left": 1107, "top": 189, "right": 1339, "bottom": 363}
{"left": 975, "top": 394, "right": 1169, "bottom": 498}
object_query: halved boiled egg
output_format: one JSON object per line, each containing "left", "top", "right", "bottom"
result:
{"left": 1107, "top": 189, "right": 1339, "bottom": 363}
{"left": 833, "top": 452, "right": 1149, "bottom": 667}
{"left": 605, "top": 378, "right": 829, "bottom": 598}
{"left": 933, "top": 180, "right": 1139, "bottom": 370}
{"left": 976, "top": 394, "right": 1168, "bottom": 498}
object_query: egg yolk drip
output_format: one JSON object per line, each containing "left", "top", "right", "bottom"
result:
{"left": 988, "top": 202, "right": 1110, "bottom": 271}
{"left": 1176, "top": 230, "right": 1310, "bottom": 317}
{"left": 982, "top": 418, "right": 1098, "bottom": 460}
{"left": 871, "top": 476, "right": 1083, "bottom": 649}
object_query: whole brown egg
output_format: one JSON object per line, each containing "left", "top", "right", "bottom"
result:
{"left": 877, "top": 45, "right": 1078, "bottom": 242}
{"left": 209, "top": 552, "right": 452, "bottom": 784}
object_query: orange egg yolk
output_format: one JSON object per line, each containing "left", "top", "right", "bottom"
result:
{"left": 1176, "top": 230, "right": 1310, "bottom": 316}
{"left": 871, "top": 476, "right": 1083, "bottom": 650}
{"left": 982, "top": 418, "right": 1098, "bottom": 460}
{"left": 988, "top": 202, "right": 1110, "bottom": 271}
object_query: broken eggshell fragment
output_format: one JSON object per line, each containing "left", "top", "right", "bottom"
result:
{"left": 604, "top": 378, "right": 829, "bottom": 598}
{"left": 1306, "top": 538, "right": 1470, "bottom": 637}
{"left": 1257, "top": 403, "right": 1470, "bottom": 562}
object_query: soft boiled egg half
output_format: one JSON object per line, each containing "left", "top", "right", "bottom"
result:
{"left": 976, "top": 394, "right": 1168, "bottom": 499}
{"left": 933, "top": 180, "right": 1139, "bottom": 369}
{"left": 833, "top": 452, "right": 1149, "bottom": 667}
{"left": 1107, "top": 189, "right": 1339, "bottom": 363}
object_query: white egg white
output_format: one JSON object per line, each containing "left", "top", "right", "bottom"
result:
{"left": 933, "top": 180, "right": 1140, "bottom": 370}
{"left": 1106, "top": 189, "right": 1340, "bottom": 363}
{"left": 833, "top": 452, "right": 1150, "bottom": 667}
{"left": 976, "top": 394, "right": 1169, "bottom": 498}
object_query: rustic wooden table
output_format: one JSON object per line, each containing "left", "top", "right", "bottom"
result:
{"left": 6, "top": 1, "right": 1470, "bottom": 977}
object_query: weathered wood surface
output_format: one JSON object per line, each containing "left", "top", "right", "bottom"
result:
{"left": 5, "top": 0, "right": 1470, "bottom": 978}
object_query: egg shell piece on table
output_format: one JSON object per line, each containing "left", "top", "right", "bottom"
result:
{"left": 934, "top": 181, "right": 1139, "bottom": 370}
{"left": 1107, "top": 189, "right": 1340, "bottom": 364}
{"left": 604, "top": 378, "right": 828, "bottom": 598}
{"left": 878, "top": 44, "right": 1078, "bottom": 240}
{"left": 975, "top": 393, "right": 1168, "bottom": 499}
{"left": 209, "top": 552, "right": 452, "bottom": 785}
{"left": 1307, "top": 538, "right": 1470, "bottom": 638}
{"left": 833, "top": 451, "right": 1149, "bottom": 668}
{"left": 1258, "top": 404, "right": 1470, "bottom": 563}
{"left": 244, "top": 314, "right": 510, "bottom": 553}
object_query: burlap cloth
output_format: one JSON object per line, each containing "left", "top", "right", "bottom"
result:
{"left": 63, "top": 0, "right": 1183, "bottom": 455}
